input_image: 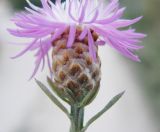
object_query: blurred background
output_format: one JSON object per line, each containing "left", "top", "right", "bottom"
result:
{"left": 0, "top": 0, "right": 160, "bottom": 132}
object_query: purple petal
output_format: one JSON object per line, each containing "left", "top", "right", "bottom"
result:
{"left": 88, "top": 29, "right": 96, "bottom": 61}
{"left": 56, "top": 0, "right": 61, "bottom": 4}
{"left": 47, "top": 53, "right": 53, "bottom": 78}
{"left": 67, "top": 25, "right": 76, "bottom": 48}
{"left": 11, "top": 39, "right": 38, "bottom": 59}
{"left": 79, "top": 27, "right": 88, "bottom": 40}
{"left": 78, "top": 0, "right": 88, "bottom": 22}
{"left": 104, "top": 0, "right": 119, "bottom": 15}
{"left": 68, "top": 0, "right": 78, "bottom": 22}
{"left": 30, "top": 39, "right": 52, "bottom": 79}
{"left": 96, "top": 7, "right": 126, "bottom": 24}
{"left": 29, "top": 56, "right": 41, "bottom": 80}
{"left": 106, "top": 37, "right": 140, "bottom": 61}
{"left": 40, "top": 0, "right": 50, "bottom": 10}
{"left": 51, "top": 25, "right": 67, "bottom": 41}
{"left": 39, "top": 41, "right": 45, "bottom": 71}
{"left": 92, "top": 26, "right": 144, "bottom": 61}
{"left": 8, "top": 28, "right": 52, "bottom": 38}
{"left": 84, "top": 10, "right": 99, "bottom": 24}
{"left": 110, "top": 16, "right": 143, "bottom": 28}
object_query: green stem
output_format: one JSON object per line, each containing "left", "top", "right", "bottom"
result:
{"left": 70, "top": 105, "right": 84, "bottom": 132}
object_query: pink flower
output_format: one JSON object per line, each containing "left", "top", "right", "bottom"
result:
{"left": 8, "top": 0, "right": 146, "bottom": 78}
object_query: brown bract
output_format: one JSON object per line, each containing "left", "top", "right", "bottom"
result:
{"left": 51, "top": 28, "right": 101, "bottom": 102}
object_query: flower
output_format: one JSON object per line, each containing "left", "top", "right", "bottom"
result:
{"left": 8, "top": 0, "right": 146, "bottom": 78}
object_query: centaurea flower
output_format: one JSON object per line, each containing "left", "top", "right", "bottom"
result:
{"left": 8, "top": 0, "right": 146, "bottom": 132}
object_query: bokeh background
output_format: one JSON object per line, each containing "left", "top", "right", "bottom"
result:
{"left": 0, "top": 0, "right": 160, "bottom": 132}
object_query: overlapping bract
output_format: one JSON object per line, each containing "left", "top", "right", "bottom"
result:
{"left": 8, "top": 0, "right": 146, "bottom": 78}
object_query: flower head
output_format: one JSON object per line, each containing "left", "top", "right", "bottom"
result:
{"left": 8, "top": 0, "right": 146, "bottom": 78}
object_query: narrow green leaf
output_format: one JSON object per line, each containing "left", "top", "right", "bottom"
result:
{"left": 81, "top": 91, "right": 125, "bottom": 132}
{"left": 35, "top": 79, "right": 70, "bottom": 119}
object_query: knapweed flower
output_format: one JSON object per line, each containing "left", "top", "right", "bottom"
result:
{"left": 8, "top": 0, "right": 145, "bottom": 100}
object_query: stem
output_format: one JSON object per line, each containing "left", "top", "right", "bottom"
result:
{"left": 70, "top": 105, "right": 84, "bottom": 132}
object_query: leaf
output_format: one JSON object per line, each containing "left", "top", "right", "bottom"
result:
{"left": 35, "top": 79, "right": 70, "bottom": 119}
{"left": 81, "top": 91, "right": 125, "bottom": 132}
{"left": 47, "top": 77, "right": 75, "bottom": 104}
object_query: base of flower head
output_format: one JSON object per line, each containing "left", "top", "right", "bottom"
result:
{"left": 36, "top": 79, "right": 125, "bottom": 132}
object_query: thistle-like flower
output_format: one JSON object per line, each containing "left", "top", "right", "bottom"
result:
{"left": 8, "top": 0, "right": 145, "bottom": 131}
{"left": 8, "top": 0, "right": 145, "bottom": 103}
